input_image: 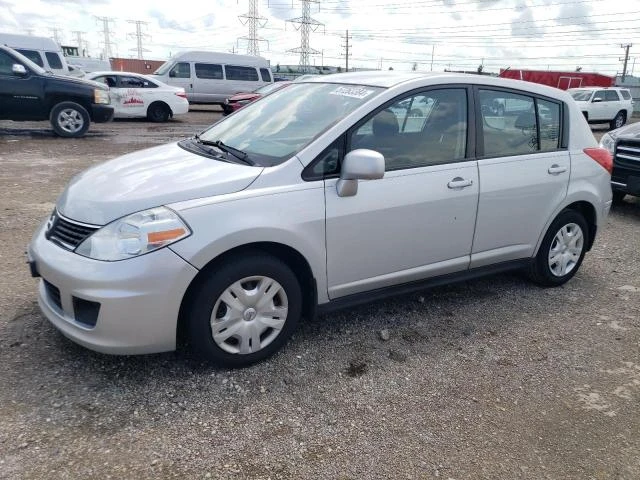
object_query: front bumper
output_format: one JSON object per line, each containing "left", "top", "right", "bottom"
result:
{"left": 91, "top": 104, "right": 115, "bottom": 123}
{"left": 28, "top": 222, "right": 198, "bottom": 355}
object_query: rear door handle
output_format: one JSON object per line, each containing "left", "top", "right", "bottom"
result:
{"left": 447, "top": 177, "right": 473, "bottom": 189}
{"left": 548, "top": 164, "right": 567, "bottom": 175}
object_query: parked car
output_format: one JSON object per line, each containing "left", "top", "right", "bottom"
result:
{"left": 0, "top": 45, "right": 113, "bottom": 137}
{"left": 28, "top": 72, "right": 612, "bottom": 367}
{"left": 568, "top": 87, "right": 633, "bottom": 130}
{"left": 599, "top": 122, "right": 640, "bottom": 203}
{"left": 86, "top": 71, "right": 189, "bottom": 122}
{"left": 222, "top": 81, "right": 291, "bottom": 115}
{"left": 151, "top": 50, "right": 272, "bottom": 105}
{"left": 0, "top": 32, "right": 69, "bottom": 76}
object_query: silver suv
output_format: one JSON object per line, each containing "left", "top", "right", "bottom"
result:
{"left": 29, "top": 73, "right": 613, "bottom": 366}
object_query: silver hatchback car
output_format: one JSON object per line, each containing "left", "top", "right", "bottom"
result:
{"left": 29, "top": 72, "right": 613, "bottom": 366}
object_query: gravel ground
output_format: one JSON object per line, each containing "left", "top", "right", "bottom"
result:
{"left": 0, "top": 110, "right": 639, "bottom": 479}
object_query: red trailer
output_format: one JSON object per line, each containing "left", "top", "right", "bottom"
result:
{"left": 499, "top": 69, "right": 614, "bottom": 90}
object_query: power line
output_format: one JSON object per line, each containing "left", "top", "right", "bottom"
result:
{"left": 238, "top": 0, "right": 268, "bottom": 56}
{"left": 287, "top": 0, "right": 324, "bottom": 72}
{"left": 95, "top": 16, "right": 116, "bottom": 60}
{"left": 127, "top": 20, "right": 151, "bottom": 60}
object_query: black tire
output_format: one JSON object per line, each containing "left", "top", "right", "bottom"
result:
{"left": 612, "top": 191, "right": 626, "bottom": 205}
{"left": 527, "top": 209, "right": 589, "bottom": 287}
{"left": 186, "top": 253, "right": 302, "bottom": 367}
{"left": 610, "top": 111, "right": 626, "bottom": 130}
{"left": 147, "top": 102, "right": 171, "bottom": 122}
{"left": 50, "top": 101, "right": 90, "bottom": 138}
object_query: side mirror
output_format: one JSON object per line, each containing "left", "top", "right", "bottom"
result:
{"left": 12, "top": 64, "right": 27, "bottom": 76}
{"left": 336, "top": 149, "right": 385, "bottom": 197}
{"left": 592, "top": 98, "right": 603, "bottom": 103}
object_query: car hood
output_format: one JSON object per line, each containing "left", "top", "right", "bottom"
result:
{"left": 229, "top": 93, "right": 259, "bottom": 102}
{"left": 49, "top": 73, "right": 105, "bottom": 89}
{"left": 611, "top": 121, "right": 640, "bottom": 140}
{"left": 57, "top": 142, "right": 263, "bottom": 225}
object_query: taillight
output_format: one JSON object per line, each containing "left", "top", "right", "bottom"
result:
{"left": 175, "top": 92, "right": 187, "bottom": 99}
{"left": 583, "top": 147, "right": 613, "bottom": 174}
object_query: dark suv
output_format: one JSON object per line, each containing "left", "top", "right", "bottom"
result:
{"left": 599, "top": 121, "right": 640, "bottom": 203}
{"left": 0, "top": 45, "right": 113, "bottom": 137}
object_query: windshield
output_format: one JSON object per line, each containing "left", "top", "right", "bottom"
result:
{"left": 199, "top": 83, "right": 383, "bottom": 166}
{"left": 5, "top": 48, "right": 48, "bottom": 75}
{"left": 570, "top": 90, "right": 593, "bottom": 101}
{"left": 153, "top": 61, "right": 174, "bottom": 76}
{"left": 253, "top": 82, "right": 286, "bottom": 95}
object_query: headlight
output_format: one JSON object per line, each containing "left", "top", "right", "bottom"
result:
{"left": 75, "top": 207, "right": 191, "bottom": 261}
{"left": 599, "top": 132, "right": 616, "bottom": 155}
{"left": 94, "top": 88, "right": 110, "bottom": 105}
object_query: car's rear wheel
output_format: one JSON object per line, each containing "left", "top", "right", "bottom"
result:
{"left": 610, "top": 111, "right": 626, "bottom": 130}
{"left": 527, "top": 210, "right": 588, "bottom": 287}
{"left": 147, "top": 102, "right": 171, "bottom": 122}
{"left": 186, "top": 253, "right": 302, "bottom": 367}
{"left": 50, "top": 101, "right": 90, "bottom": 138}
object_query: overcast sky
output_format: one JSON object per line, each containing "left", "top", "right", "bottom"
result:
{"left": 1, "top": 0, "right": 638, "bottom": 75}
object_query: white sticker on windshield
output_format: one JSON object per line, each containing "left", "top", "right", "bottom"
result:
{"left": 329, "top": 86, "right": 375, "bottom": 99}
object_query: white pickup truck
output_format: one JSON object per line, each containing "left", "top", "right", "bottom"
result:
{"left": 568, "top": 87, "right": 633, "bottom": 130}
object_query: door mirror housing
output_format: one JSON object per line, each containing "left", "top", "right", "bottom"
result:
{"left": 336, "top": 149, "right": 385, "bottom": 197}
{"left": 12, "top": 64, "right": 27, "bottom": 76}
{"left": 592, "top": 97, "right": 603, "bottom": 103}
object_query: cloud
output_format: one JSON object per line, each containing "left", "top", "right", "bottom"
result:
{"left": 511, "top": 6, "right": 545, "bottom": 38}
{"left": 556, "top": 2, "right": 594, "bottom": 29}
{"left": 148, "top": 9, "right": 195, "bottom": 33}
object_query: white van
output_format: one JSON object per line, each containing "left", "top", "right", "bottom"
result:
{"left": 151, "top": 50, "right": 273, "bottom": 105}
{"left": 0, "top": 32, "right": 69, "bottom": 76}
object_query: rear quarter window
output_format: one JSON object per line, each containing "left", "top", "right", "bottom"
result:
{"left": 15, "top": 49, "right": 43, "bottom": 67}
{"left": 260, "top": 68, "right": 272, "bottom": 82}
{"left": 620, "top": 90, "right": 632, "bottom": 100}
{"left": 225, "top": 65, "right": 259, "bottom": 81}
{"left": 45, "top": 52, "right": 63, "bottom": 69}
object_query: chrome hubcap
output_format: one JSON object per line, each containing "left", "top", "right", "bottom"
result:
{"left": 210, "top": 276, "right": 288, "bottom": 355}
{"left": 548, "top": 223, "right": 584, "bottom": 277}
{"left": 57, "top": 109, "right": 84, "bottom": 133}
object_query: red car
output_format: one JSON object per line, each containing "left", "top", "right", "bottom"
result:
{"left": 222, "top": 82, "right": 291, "bottom": 115}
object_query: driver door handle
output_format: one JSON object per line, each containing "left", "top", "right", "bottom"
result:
{"left": 447, "top": 177, "right": 473, "bottom": 189}
{"left": 548, "top": 164, "right": 567, "bottom": 175}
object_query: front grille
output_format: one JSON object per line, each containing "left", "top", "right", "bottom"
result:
{"left": 45, "top": 210, "right": 99, "bottom": 250}
{"left": 614, "top": 141, "right": 640, "bottom": 172}
{"left": 43, "top": 280, "right": 62, "bottom": 311}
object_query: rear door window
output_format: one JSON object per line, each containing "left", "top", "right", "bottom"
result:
{"left": 15, "top": 49, "right": 43, "bottom": 67}
{"left": 537, "top": 99, "right": 561, "bottom": 152}
{"left": 170, "top": 62, "right": 191, "bottom": 78}
{"left": 479, "top": 89, "right": 537, "bottom": 157}
{"left": 605, "top": 90, "right": 620, "bottom": 101}
{"left": 195, "top": 63, "right": 223, "bottom": 80}
{"left": 259, "top": 68, "right": 272, "bottom": 82}
{"left": 119, "top": 76, "right": 145, "bottom": 88}
{"left": 620, "top": 90, "right": 632, "bottom": 100}
{"left": 45, "top": 52, "right": 63, "bottom": 69}
{"left": 225, "top": 65, "right": 259, "bottom": 81}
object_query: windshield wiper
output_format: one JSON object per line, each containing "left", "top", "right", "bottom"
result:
{"left": 194, "top": 135, "right": 254, "bottom": 165}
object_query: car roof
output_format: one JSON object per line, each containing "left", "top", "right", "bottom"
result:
{"left": 302, "top": 71, "right": 574, "bottom": 100}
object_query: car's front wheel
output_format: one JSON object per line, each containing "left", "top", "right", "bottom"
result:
{"left": 186, "top": 253, "right": 302, "bottom": 367}
{"left": 50, "top": 101, "right": 90, "bottom": 138}
{"left": 527, "top": 209, "right": 588, "bottom": 287}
